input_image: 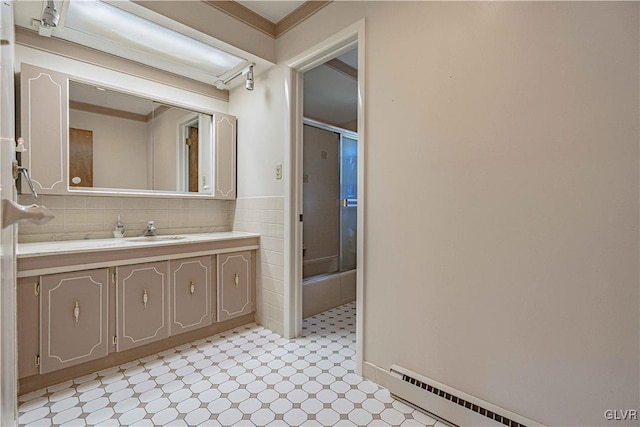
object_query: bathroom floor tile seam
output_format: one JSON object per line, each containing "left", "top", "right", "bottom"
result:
{"left": 18, "top": 302, "right": 444, "bottom": 427}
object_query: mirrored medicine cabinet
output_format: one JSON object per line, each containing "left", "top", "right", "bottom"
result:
{"left": 19, "top": 63, "right": 236, "bottom": 199}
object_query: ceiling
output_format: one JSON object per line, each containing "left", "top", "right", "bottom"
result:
{"left": 304, "top": 48, "right": 358, "bottom": 128}
{"left": 236, "top": 1, "right": 306, "bottom": 23}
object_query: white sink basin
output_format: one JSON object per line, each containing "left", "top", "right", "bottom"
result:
{"left": 126, "top": 235, "right": 186, "bottom": 242}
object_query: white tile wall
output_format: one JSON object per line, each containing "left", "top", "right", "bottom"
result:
{"left": 17, "top": 195, "right": 234, "bottom": 243}
{"left": 232, "top": 196, "right": 285, "bottom": 336}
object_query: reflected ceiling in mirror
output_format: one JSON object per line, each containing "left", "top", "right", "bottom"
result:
{"left": 68, "top": 81, "right": 213, "bottom": 195}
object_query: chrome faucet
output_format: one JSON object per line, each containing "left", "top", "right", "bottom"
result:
{"left": 142, "top": 220, "right": 157, "bottom": 236}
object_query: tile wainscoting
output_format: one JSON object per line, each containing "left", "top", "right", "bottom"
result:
{"left": 232, "top": 196, "right": 285, "bottom": 336}
{"left": 17, "top": 195, "right": 234, "bottom": 243}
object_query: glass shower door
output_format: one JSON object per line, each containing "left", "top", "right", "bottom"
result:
{"left": 339, "top": 135, "right": 357, "bottom": 272}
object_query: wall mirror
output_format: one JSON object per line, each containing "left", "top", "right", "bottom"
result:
{"left": 68, "top": 81, "right": 213, "bottom": 194}
{"left": 20, "top": 63, "right": 237, "bottom": 200}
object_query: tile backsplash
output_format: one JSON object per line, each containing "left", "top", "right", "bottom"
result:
{"left": 17, "top": 195, "right": 234, "bottom": 243}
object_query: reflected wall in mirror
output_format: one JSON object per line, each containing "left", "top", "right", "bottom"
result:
{"left": 68, "top": 81, "right": 213, "bottom": 194}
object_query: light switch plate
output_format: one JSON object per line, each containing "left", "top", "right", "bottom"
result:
{"left": 275, "top": 164, "right": 282, "bottom": 180}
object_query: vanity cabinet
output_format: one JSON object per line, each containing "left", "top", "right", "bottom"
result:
{"left": 217, "top": 251, "right": 254, "bottom": 322}
{"left": 214, "top": 113, "right": 237, "bottom": 199}
{"left": 170, "top": 256, "right": 212, "bottom": 334}
{"left": 20, "top": 64, "right": 69, "bottom": 195}
{"left": 17, "top": 233, "right": 258, "bottom": 394}
{"left": 39, "top": 269, "right": 110, "bottom": 374}
{"left": 116, "top": 262, "right": 169, "bottom": 352}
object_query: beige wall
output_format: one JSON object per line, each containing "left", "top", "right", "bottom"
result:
{"left": 229, "top": 65, "right": 286, "bottom": 198}
{"left": 273, "top": 2, "right": 639, "bottom": 426}
{"left": 151, "top": 108, "right": 196, "bottom": 192}
{"left": 69, "top": 110, "right": 148, "bottom": 190}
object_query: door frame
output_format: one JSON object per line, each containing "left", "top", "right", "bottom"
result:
{"left": 177, "top": 114, "right": 200, "bottom": 192}
{"left": 1, "top": 0, "right": 17, "bottom": 424}
{"left": 284, "top": 19, "right": 366, "bottom": 375}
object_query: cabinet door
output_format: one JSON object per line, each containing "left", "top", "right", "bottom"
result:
{"left": 117, "top": 262, "right": 169, "bottom": 352}
{"left": 214, "top": 113, "right": 236, "bottom": 200}
{"left": 217, "top": 252, "right": 253, "bottom": 322}
{"left": 18, "top": 277, "right": 39, "bottom": 378}
{"left": 20, "top": 63, "right": 69, "bottom": 195}
{"left": 40, "top": 269, "right": 109, "bottom": 374}
{"left": 170, "top": 256, "right": 212, "bottom": 334}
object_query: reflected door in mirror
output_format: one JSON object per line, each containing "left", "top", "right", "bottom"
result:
{"left": 188, "top": 125, "right": 198, "bottom": 192}
{"left": 69, "top": 128, "right": 93, "bottom": 187}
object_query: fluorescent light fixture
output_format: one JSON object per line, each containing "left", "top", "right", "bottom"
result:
{"left": 63, "top": 0, "right": 247, "bottom": 83}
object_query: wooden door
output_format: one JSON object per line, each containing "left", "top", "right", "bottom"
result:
{"left": 69, "top": 127, "right": 93, "bottom": 187}
{"left": 116, "top": 262, "right": 169, "bottom": 352}
{"left": 188, "top": 126, "right": 199, "bottom": 192}
{"left": 217, "top": 252, "right": 253, "bottom": 322}
{"left": 170, "top": 256, "right": 211, "bottom": 334}
{"left": 39, "top": 269, "right": 109, "bottom": 374}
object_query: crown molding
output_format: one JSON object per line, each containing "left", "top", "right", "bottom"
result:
{"left": 203, "top": 1, "right": 276, "bottom": 38}
{"left": 204, "top": 1, "right": 332, "bottom": 39}
{"left": 275, "top": 1, "right": 331, "bottom": 38}
{"left": 325, "top": 58, "right": 357, "bottom": 80}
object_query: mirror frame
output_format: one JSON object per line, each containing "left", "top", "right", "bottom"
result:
{"left": 20, "top": 62, "right": 234, "bottom": 199}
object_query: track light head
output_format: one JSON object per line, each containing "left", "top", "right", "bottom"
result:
{"left": 42, "top": 0, "right": 59, "bottom": 28}
{"left": 245, "top": 65, "right": 254, "bottom": 91}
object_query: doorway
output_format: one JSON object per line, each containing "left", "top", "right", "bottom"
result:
{"left": 284, "top": 19, "right": 365, "bottom": 374}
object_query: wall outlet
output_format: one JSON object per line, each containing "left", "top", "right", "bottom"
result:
{"left": 275, "top": 164, "right": 282, "bottom": 180}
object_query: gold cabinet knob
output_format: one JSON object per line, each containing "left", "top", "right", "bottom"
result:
{"left": 73, "top": 301, "right": 80, "bottom": 323}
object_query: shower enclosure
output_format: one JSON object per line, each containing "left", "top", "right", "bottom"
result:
{"left": 302, "top": 119, "right": 357, "bottom": 318}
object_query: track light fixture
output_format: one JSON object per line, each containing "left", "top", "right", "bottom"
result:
{"left": 42, "top": 0, "right": 59, "bottom": 28}
{"left": 245, "top": 65, "right": 254, "bottom": 91}
{"left": 214, "top": 62, "right": 255, "bottom": 91}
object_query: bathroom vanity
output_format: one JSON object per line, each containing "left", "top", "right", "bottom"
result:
{"left": 16, "top": 232, "right": 258, "bottom": 394}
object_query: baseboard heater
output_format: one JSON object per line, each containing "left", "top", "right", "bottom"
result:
{"left": 389, "top": 365, "right": 545, "bottom": 427}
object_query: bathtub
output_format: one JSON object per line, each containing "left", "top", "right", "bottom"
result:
{"left": 303, "top": 269, "right": 356, "bottom": 319}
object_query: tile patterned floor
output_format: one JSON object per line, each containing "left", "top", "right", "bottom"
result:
{"left": 18, "top": 302, "right": 446, "bottom": 426}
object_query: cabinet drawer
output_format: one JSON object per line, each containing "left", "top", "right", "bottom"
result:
{"left": 170, "top": 256, "right": 212, "bottom": 334}
{"left": 217, "top": 251, "right": 253, "bottom": 322}
{"left": 39, "top": 269, "right": 109, "bottom": 374}
{"left": 116, "top": 262, "right": 169, "bottom": 352}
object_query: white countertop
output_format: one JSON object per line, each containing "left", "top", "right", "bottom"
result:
{"left": 17, "top": 232, "right": 260, "bottom": 258}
